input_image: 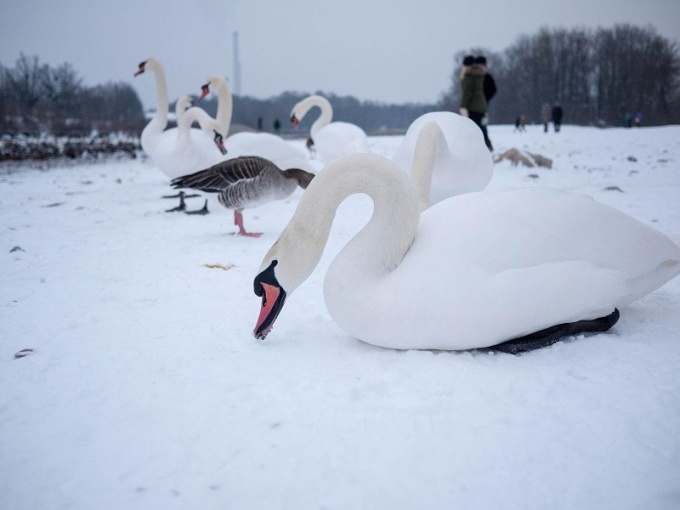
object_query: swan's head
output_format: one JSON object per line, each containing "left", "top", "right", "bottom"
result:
{"left": 253, "top": 260, "right": 287, "bottom": 340}
{"left": 199, "top": 82, "right": 211, "bottom": 100}
{"left": 199, "top": 76, "right": 229, "bottom": 100}
{"left": 212, "top": 129, "right": 227, "bottom": 155}
{"left": 290, "top": 114, "right": 299, "bottom": 129}
{"left": 134, "top": 60, "right": 147, "bottom": 77}
{"left": 253, "top": 225, "right": 324, "bottom": 340}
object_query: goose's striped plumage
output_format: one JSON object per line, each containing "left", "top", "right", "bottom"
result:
{"left": 170, "top": 156, "right": 315, "bottom": 236}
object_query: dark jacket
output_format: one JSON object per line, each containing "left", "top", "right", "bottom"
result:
{"left": 483, "top": 72, "right": 497, "bottom": 102}
{"left": 460, "top": 65, "right": 487, "bottom": 114}
{"left": 552, "top": 105, "right": 563, "bottom": 124}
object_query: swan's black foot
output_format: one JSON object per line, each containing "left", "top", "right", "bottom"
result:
{"left": 185, "top": 199, "right": 209, "bottom": 215}
{"left": 489, "top": 309, "right": 620, "bottom": 355}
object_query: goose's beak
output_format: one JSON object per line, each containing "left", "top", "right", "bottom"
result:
{"left": 254, "top": 282, "right": 287, "bottom": 340}
{"left": 290, "top": 115, "right": 299, "bottom": 129}
{"left": 134, "top": 65, "right": 145, "bottom": 77}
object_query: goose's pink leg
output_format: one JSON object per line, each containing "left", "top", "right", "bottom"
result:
{"left": 234, "top": 210, "right": 262, "bottom": 237}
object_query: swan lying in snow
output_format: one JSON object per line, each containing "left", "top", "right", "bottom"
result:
{"left": 252, "top": 152, "right": 680, "bottom": 351}
{"left": 290, "top": 94, "right": 370, "bottom": 162}
{"left": 148, "top": 96, "right": 227, "bottom": 179}
{"left": 170, "top": 156, "right": 315, "bottom": 237}
{"left": 134, "top": 57, "right": 169, "bottom": 157}
{"left": 393, "top": 112, "right": 493, "bottom": 210}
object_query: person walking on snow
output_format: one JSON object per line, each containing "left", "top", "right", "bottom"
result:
{"left": 459, "top": 55, "right": 491, "bottom": 151}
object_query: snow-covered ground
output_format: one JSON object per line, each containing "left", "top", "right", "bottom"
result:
{"left": 1, "top": 124, "right": 679, "bottom": 510}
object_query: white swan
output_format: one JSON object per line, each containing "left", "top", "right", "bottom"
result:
{"left": 149, "top": 96, "right": 227, "bottom": 179}
{"left": 290, "top": 95, "right": 370, "bottom": 162}
{"left": 252, "top": 152, "right": 680, "bottom": 351}
{"left": 200, "top": 77, "right": 314, "bottom": 172}
{"left": 393, "top": 112, "right": 493, "bottom": 210}
{"left": 134, "top": 57, "right": 169, "bottom": 157}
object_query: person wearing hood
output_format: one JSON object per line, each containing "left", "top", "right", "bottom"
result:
{"left": 459, "top": 55, "right": 492, "bottom": 151}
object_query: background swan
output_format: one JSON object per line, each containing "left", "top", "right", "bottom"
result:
{"left": 134, "top": 57, "right": 169, "bottom": 157}
{"left": 290, "top": 94, "right": 370, "bottom": 162}
{"left": 149, "top": 96, "right": 227, "bottom": 179}
{"left": 170, "top": 156, "right": 315, "bottom": 236}
{"left": 199, "top": 75, "right": 233, "bottom": 136}
{"left": 200, "top": 77, "right": 314, "bottom": 172}
{"left": 392, "top": 112, "right": 493, "bottom": 208}
{"left": 253, "top": 152, "right": 680, "bottom": 350}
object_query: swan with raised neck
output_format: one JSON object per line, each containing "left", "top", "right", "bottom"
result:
{"left": 290, "top": 94, "right": 370, "bottom": 162}
{"left": 134, "top": 57, "right": 169, "bottom": 156}
{"left": 253, "top": 152, "right": 680, "bottom": 350}
{"left": 200, "top": 75, "right": 233, "bottom": 135}
{"left": 290, "top": 95, "right": 334, "bottom": 139}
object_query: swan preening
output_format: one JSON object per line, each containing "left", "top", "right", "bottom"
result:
{"left": 170, "top": 156, "right": 315, "bottom": 237}
{"left": 394, "top": 112, "right": 494, "bottom": 210}
{"left": 253, "top": 152, "right": 680, "bottom": 351}
{"left": 290, "top": 95, "right": 370, "bottom": 162}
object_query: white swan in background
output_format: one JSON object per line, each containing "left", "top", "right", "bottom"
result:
{"left": 252, "top": 152, "right": 680, "bottom": 351}
{"left": 290, "top": 95, "right": 370, "bottom": 163}
{"left": 392, "top": 112, "right": 493, "bottom": 210}
{"left": 134, "top": 57, "right": 169, "bottom": 157}
{"left": 199, "top": 75, "right": 233, "bottom": 135}
{"left": 149, "top": 96, "right": 227, "bottom": 179}
{"left": 200, "top": 77, "right": 314, "bottom": 172}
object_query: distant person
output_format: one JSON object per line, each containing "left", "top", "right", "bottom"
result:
{"left": 634, "top": 111, "right": 642, "bottom": 127}
{"left": 257, "top": 117, "right": 263, "bottom": 131}
{"left": 475, "top": 55, "right": 496, "bottom": 150}
{"left": 541, "top": 102, "right": 551, "bottom": 133}
{"left": 459, "top": 55, "right": 492, "bottom": 151}
{"left": 552, "top": 102, "right": 563, "bottom": 132}
{"left": 273, "top": 118, "right": 281, "bottom": 134}
{"left": 514, "top": 114, "right": 527, "bottom": 132}
{"left": 623, "top": 111, "right": 633, "bottom": 128}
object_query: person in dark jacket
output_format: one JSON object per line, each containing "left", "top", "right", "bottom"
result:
{"left": 475, "top": 55, "right": 496, "bottom": 150}
{"left": 460, "top": 55, "right": 492, "bottom": 151}
{"left": 552, "top": 102, "right": 563, "bottom": 132}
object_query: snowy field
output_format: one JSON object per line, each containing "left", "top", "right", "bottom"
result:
{"left": 1, "top": 124, "right": 679, "bottom": 510}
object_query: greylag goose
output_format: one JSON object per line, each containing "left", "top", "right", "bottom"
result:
{"left": 170, "top": 156, "right": 315, "bottom": 237}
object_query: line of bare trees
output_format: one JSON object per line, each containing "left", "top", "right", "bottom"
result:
{"left": 441, "top": 24, "right": 680, "bottom": 126}
{"left": 2, "top": 23, "right": 678, "bottom": 141}
{"left": 0, "top": 53, "right": 145, "bottom": 136}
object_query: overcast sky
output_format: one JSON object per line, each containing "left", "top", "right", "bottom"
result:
{"left": 1, "top": 0, "right": 678, "bottom": 110}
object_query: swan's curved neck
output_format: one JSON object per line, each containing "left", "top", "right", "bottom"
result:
{"left": 184, "top": 107, "right": 220, "bottom": 138}
{"left": 410, "top": 122, "right": 447, "bottom": 212}
{"left": 147, "top": 58, "right": 169, "bottom": 124}
{"left": 275, "top": 154, "right": 420, "bottom": 292}
{"left": 295, "top": 95, "right": 333, "bottom": 138}
{"left": 212, "top": 77, "right": 233, "bottom": 134}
